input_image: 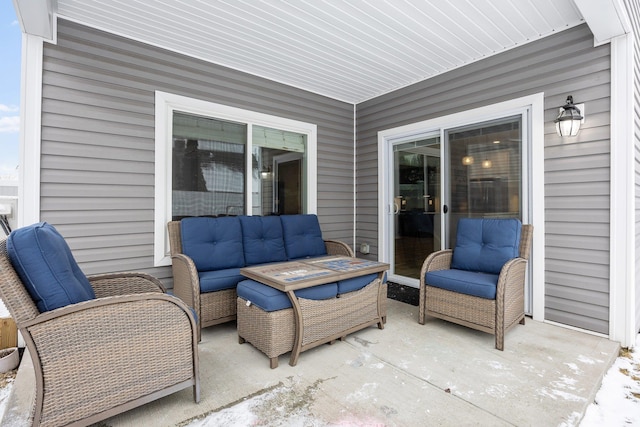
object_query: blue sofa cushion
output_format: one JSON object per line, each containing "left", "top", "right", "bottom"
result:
{"left": 6, "top": 222, "right": 95, "bottom": 312}
{"left": 426, "top": 269, "right": 499, "bottom": 300}
{"left": 181, "top": 217, "right": 244, "bottom": 271}
{"left": 239, "top": 216, "right": 288, "bottom": 266}
{"left": 451, "top": 218, "right": 522, "bottom": 275}
{"left": 337, "top": 273, "right": 378, "bottom": 294}
{"left": 281, "top": 214, "right": 327, "bottom": 260}
{"left": 198, "top": 268, "right": 244, "bottom": 293}
{"left": 237, "top": 280, "right": 337, "bottom": 312}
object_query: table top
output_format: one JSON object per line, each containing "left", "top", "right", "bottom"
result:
{"left": 240, "top": 255, "right": 389, "bottom": 292}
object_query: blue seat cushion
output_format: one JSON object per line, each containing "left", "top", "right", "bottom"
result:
{"left": 6, "top": 222, "right": 95, "bottom": 312}
{"left": 237, "top": 279, "right": 337, "bottom": 312}
{"left": 337, "top": 273, "right": 378, "bottom": 294}
{"left": 198, "top": 268, "right": 244, "bottom": 293}
{"left": 451, "top": 218, "right": 522, "bottom": 275}
{"left": 239, "top": 216, "right": 288, "bottom": 266}
{"left": 425, "top": 269, "right": 499, "bottom": 299}
{"left": 280, "top": 214, "right": 327, "bottom": 260}
{"left": 181, "top": 217, "right": 245, "bottom": 271}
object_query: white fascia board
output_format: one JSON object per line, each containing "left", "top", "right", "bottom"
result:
{"left": 573, "top": 0, "right": 631, "bottom": 45}
{"left": 13, "top": 0, "right": 55, "bottom": 41}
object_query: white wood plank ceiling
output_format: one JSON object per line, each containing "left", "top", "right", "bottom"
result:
{"left": 53, "top": 0, "right": 585, "bottom": 104}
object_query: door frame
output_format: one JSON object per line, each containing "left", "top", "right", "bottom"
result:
{"left": 377, "top": 94, "right": 545, "bottom": 321}
{"left": 273, "top": 152, "right": 303, "bottom": 214}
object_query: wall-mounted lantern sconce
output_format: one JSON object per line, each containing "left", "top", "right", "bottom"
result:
{"left": 260, "top": 166, "right": 271, "bottom": 179}
{"left": 554, "top": 95, "right": 584, "bottom": 137}
{"left": 462, "top": 155, "right": 474, "bottom": 166}
{"left": 481, "top": 159, "right": 492, "bottom": 169}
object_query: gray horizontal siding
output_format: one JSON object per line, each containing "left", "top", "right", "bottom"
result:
{"left": 356, "top": 24, "right": 611, "bottom": 334}
{"left": 41, "top": 19, "right": 355, "bottom": 282}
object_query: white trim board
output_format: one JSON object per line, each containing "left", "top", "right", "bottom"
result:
{"left": 609, "top": 33, "right": 635, "bottom": 348}
{"left": 18, "top": 34, "right": 44, "bottom": 228}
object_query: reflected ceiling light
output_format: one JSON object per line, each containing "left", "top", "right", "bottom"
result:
{"left": 493, "top": 140, "right": 500, "bottom": 144}
{"left": 554, "top": 95, "right": 584, "bottom": 137}
{"left": 481, "top": 159, "right": 492, "bottom": 169}
{"left": 462, "top": 155, "right": 474, "bottom": 166}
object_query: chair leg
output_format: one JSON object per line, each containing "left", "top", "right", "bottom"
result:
{"left": 193, "top": 381, "right": 201, "bottom": 403}
{"left": 520, "top": 317, "right": 525, "bottom": 325}
{"left": 495, "top": 315, "right": 505, "bottom": 351}
{"left": 418, "top": 287, "right": 426, "bottom": 325}
{"left": 270, "top": 357, "right": 278, "bottom": 369}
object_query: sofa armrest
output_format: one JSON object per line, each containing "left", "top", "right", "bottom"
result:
{"left": 324, "top": 239, "right": 354, "bottom": 257}
{"left": 21, "top": 293, "right": 199, "bottom": 425}
{"left": 171, "top": 253, "right": 201, "bottom": 323}
{"left": 88, "top": 272, "right": 165, "bottom": 298}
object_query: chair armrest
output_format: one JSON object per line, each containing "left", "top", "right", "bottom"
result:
{"left": 420, "top": 250, "right": 453, "bottom": 283}
{"left": 171, "top": 253, "right": 201, "bottom": 321}
{"left": 418, "top": 249, "right": 452, "bottom": 325}
{"left": 87, "top": 272, "right": 165, "bottom": 298}
{"left": 21, "top": 294, "right": 198, "bottom": 423}
{"left": 324, "top": 239, "right": 354, "bottom": 257}
{"left": 496, "top": 257, "right": 528, "bottom": 314}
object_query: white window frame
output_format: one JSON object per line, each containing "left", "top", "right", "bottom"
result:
{"left": 154, "top": 91, "right": 317, "bottom": 266}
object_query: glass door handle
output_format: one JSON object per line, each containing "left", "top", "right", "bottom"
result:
{"left": 393, "top": 203, "right": 400, "bottom": 214}
{"left": 443, "top": 204, "right": 448, "bottom": 214}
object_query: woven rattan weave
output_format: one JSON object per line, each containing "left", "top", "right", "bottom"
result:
{"left": 167, "top": 220, "right": 355, "bottom": 338}
{"left": 418, "top": 224, "right": 533, "bottom": 350}
{"left": 0, "top": 238, "right": 200, "bottom": 427}
{"left": 238, "top": 280, "right": 387, "bottom": 368}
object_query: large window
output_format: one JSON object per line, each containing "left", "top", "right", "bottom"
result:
{"left": 155, "top": 92, "right": 317, "bottom": 265}
{"left": 172, "top": 114, "right": 247, "bottom": 218}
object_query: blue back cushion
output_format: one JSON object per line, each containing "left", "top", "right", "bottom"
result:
{"left": 6, "top": 222, "right": 95, "bottom": 312}
{"left": 181, "top": 217, "right": 244, "bottom": 271}
{"left": 451, "top": 218, "right": 522, "bottom": 274}
{"left": 239, "top": 216, "right": 288, "bottom": 265}
{"left": 280, "top": 214, "right": 327, "bottom": 260}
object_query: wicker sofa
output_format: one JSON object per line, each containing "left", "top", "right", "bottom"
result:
{"left": 168, "top": 214, "right": 370, "bottom": 338}
{"left": 0, "top": 222, "right": 199, "bottom": 427}
{"left": 419, "top": 218, "right": 533, "bottom": 350}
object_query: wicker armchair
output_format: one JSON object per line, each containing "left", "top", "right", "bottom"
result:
{"left": 418, "top": 219, "right": 533, "bottom": 350}
{"left": 0, "top": 236, "right": 200, "bottom": 427}
{"left": 167, "top": 219, "right": 353, "bottom": 338}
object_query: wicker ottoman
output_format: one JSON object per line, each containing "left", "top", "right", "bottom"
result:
{"left": 237, "top": 278, "right": 386, "bottom": 368}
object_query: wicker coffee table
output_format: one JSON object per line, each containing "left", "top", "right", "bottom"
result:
{"left": 240, "top": 256, "right": 389, "bottom": 366}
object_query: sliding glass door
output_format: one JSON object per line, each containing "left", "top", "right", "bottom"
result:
{"left": 390, "top": 136, "right": 441, "bottom": 281}
{"left": 444, "top": 116, "right": 523, "bottom": 249}
{"left": 385, "top": 116, "right": 525, "bottom": 288}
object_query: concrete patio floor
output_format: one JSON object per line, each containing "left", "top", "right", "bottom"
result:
{"left": 4, "top": 299, "right": 620, "bottom": 426}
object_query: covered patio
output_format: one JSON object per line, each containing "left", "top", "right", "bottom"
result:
{"left": 5, "top": 0, "right": 637, "bottom": 424}
{"left": 4, "top": 299, "right": 619, "bottom": 426}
